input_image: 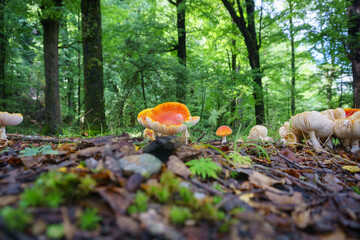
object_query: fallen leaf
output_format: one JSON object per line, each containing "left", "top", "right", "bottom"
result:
{"left": 0, "top": 195, "right": 19, "bottom": 207}
{"left": 249, "top": 171, "right": 284, "bottom": 189}
{"left": 265, "top": 191, "right": 305, "bottom": 210}
{"left": 166, "top": 155, "right": 191, "bottom": 178}
{"left": 292, "top": 210, "right": 311, "bottom": 229}
{"left": 342, "top": 165, "right": 360, "bottom": 173}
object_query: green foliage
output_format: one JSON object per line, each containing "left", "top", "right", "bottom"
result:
{"left": 78, "top": 208, "right": 101, "bottom": 231}
{"left": 21, "top": 171, "right": 96, "bottom": 208}
{"left": 178, "top": 186, "right": 194, "bottom": 203}
{"left": 46, "top": 224, "right": 64, "bottom": 239}
{"left": 128, "top": 191, "right": 149, "bottom": 214}
{"left": 19, "top": 145, "right": 59, "bottom": 157}
{"left": 169, "top": 206, "right": 192, "bottom": 225}
{"left": 0, "top": 207, "right": 32, "bottom": 231}
{"left": 352, "top": 186, "right": 360, "bottom": 195}
{"left": 185, "top": 157, "right": 221, "bottom": 179}
{"left": 237, "top": 143, "right": 270, "bottom": 162}
{"left": 228, "top": 152, "right": 253, "bottom": 166}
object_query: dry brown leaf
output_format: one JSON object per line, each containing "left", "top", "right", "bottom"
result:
{"left": 166, "top": 155, "right": 191, "bottom": 178}
{"left": 249, "top": 171, "right": 285, "bottom": 189}
{"left": 265, "top": 191, "right": 305, "bottom": 207}
{"left": 292, "top": 210, "right": 311, "bottom": 229}
{"left": 0, "top": 195, "right": 19, "bottom": 208}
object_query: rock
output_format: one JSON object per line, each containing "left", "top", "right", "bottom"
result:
{"left": 118, "top": 153, "right": 162, "bottom": 178}
{"left": 143, "top": 136, "right": 185, "bottom": 163}
{"left": 139, "top": 209, "right": 185, "bottom": 240}
{"left": 167, "top": 155, "right": 191, "bottom": 178}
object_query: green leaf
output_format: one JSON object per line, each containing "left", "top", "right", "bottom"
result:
{"left": 185, "top": 158, "right": 221, "bottom": 179}
{"left": 19, "top": 147, "right": 39, "bottom": 157}
{"left": 39, "top": 145, "right": 59, "bottom": 155}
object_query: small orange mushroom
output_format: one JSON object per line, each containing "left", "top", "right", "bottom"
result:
{"left": 143, "top": 128, "right": 155, "bottom": 141}
{"left": 146, "top": 102, "right": 192, "bottom": 136}
{"left": 216, "top": 125, "right": 232, "bottom": 143}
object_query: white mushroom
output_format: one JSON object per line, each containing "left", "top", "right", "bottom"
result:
{"left": 290, "top": 111, "right": 334, "bottom": 150}
{"left": 334, "top": 119, "right": 360, "bottom": 153}
{"left": 247, "top": 125, "right": 268, "bottom": 141}
{"left": 279, "top": 121, "right": 299, "bottom": 145}
{"left": 321, "top": 108, "right": 346, "bottom": 121}
{"left": 0, "top": 112, "right": 23, "bottom": 139}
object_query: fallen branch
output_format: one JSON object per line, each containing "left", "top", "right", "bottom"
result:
{"left": 7, "top": 134, "right": 80, "bottom": 144}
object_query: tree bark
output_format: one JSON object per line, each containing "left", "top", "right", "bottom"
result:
{"left": 169, "top": 0, "right": 187, "bottom": 102}
{"left": 81, "top": 0, "right": 106, "bottom": 132}
{"left": 0, "top": 0, "right": 6, "bottom": 109}
{"left": 221, "top": 0, "right": 265, "bottom": 124}
{"left": 349, "top": 0, "right": 360, "bottom": 107}
{"left": 289, "top": 0, "right": 296, "bottom": 115}
{"left": 41, "top": 0, "right": 63, "bottom": 135}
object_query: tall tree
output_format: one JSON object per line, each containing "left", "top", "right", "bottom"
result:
{"left": 0, "top": 0, "right": 6, "bottom": 109}
{"left": 348, "top": 0, "right": 360, "bottom": 107}
{"left": 289, "top": 0, "right": 296, "bottom": 115}
{"left": 81, "top": 0, "right": 106, "bottom": 132}
{"left": 168, "top": 0, "right": 187, "bottom": 102}
{"left": 221, "top": 0, "right": 265, "bottom": 124}
{"left": 40, "top": 0, "right": 63, "bottom": 134}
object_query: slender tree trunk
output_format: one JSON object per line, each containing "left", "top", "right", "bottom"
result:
{"left": 77, "top": 12, "right": 81, "bottom": 116}
{"left": 81, "top": 0, "right": 106, "bottom": 132}
{"left": 63, "top": 19, "right": 75, "bottom": 123}
{"left": 289, "top": 0, "right": 296, "bottom": 115}
{"left": 140, "top": 71, "right": 147, "bottom": 109}
{"left": 168, "top": 0, "right": 187, "bottom": 102}
{"left": 348, "top": 0, "right": 360, "bottom": 107}
{"left": 0, "top": 0, "right": 6, "bottom": 109}
{"left": 41, "top": 0, "right": 63, "bottom": 135}
{"left": 221, "top": 0, "right": 265, "bottom": 124}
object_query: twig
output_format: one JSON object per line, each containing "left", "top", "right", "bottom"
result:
{"left": 252, "top": 164, "right": 325, "bottom": 194}
{"left": 189, "top": 178, "right": 223, "bottom": 196}
{"left": 7, "top": 134, "right": 79, "bottom": 144}
{"left": 196, "top": 132, "right": 206, "bottom": 143}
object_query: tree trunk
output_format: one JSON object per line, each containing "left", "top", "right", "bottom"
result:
{"left": 221, "top": 0, "right": 265, "bottom": 124}
{"left": 77, "top": 11, "right": 82, "bottom": 117}
{"left": 63, "top": 19, "right": 75, "bottom": 124}
{"left": 169, "top": 0, "right": 187, "bottom": 102}
{"left": 0, "top": 0, "right": 6, "bottom": 109}
{"left": 41, "top": 0, "right": 63, "bottom": 135}
{"left": 348, "top": 0, "right": 360, "bottom": 107}
{"left": 289, "top": 0, "right": 296, "bottom": 115}
{"left": 81, "top": 0, "right": 106, "bottom": 132}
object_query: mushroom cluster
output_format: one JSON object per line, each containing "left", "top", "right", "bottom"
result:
{"left": 137, "top": 102, "right": 200, "bottom": 144}
{"left": 278, "top": 108, "right": 360, "bottom": 152}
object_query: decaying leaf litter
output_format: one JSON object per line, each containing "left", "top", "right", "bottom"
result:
{"left": 0, "top": 133, "right": 360, "bottom": 240}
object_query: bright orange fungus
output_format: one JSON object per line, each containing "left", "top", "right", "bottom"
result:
{"left": 147, "top": 102, "right": 191, "bottom": 126}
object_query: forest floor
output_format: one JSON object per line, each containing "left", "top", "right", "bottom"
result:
{"left": 0, "top": 133, "right": 359, "bottom": 240}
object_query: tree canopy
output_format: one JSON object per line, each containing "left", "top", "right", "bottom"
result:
{"left": 0, "top": 0, "right": 358, "bottom": 135}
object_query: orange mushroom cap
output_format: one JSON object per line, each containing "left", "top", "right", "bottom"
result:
{"left": 137, "top": 108, "right": 152, "bottom": 129}
{"left": 189, "top": 116, "right": 200, "bottom": 126}
{"left": 146, "top": 102, "right": 192, "bottom": 136}
{"left": 343, "top": 108, "right": 360, "bottom": 118}
{"left": 216, "top": 125, "right": 232, "bottom": 137}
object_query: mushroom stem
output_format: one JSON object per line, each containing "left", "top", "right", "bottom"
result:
{"left": 181, "top": 129, "right": 191, "bottom": 145}
{"left": 308, "top": 131, "right": 322, "bottom": 149}
{"left": 324, "top": 136, "right": 334, "bottom": 149}
{"left": 222, "top": 136, "right": 227, "bottom": 144}
{"left": 0, "top": 126, "right": 6, "bottom": 139}
{"left": 351, "top": 139, "right": 359, "bottom": 153}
